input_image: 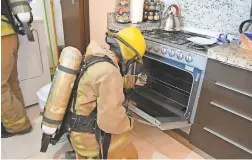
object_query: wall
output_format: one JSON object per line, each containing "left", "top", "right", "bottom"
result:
{"left": 89, "top": 0, "right": 117, "bottom": 48}
{"left": 30, "top": 0, "right": 65, "bottom": 67}
{"left": 31, "top": 0, "right": 118, "bottom": 67}
{"left": 30, "top": 0, "right": 251, "bottom": 57}
{"left": 163, "top": 0, "right": 251, "bottom": 36}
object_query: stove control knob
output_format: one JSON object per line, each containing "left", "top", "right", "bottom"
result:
{"left": 186, "top": 55, "right": 193, "bottom": 63}
{"left": 177, "top": 52, "right": 184, "bottom": 60}
{"left": 147, "top": 44, "right": 152, "bottom": 50}
{"left": 154, "top": 47, "right": 160, "bottom": 52}
{"left": 169, "top": 50, "right": 175, "bottom": 57}
{"left": 161, "top": 47, "right": 167, "bottom": 54}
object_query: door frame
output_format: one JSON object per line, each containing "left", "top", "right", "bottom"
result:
{"left": 61, "top": 0, "right": 90, "bottom": 54}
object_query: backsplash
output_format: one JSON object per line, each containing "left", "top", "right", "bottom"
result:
{"left": 163, "top": 0, "right": 251, "bottom": 36}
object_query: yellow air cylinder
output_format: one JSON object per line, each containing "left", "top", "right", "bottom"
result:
{"left": 42, "top": 47, "right": 82, "bottom": 128}
{"left": 9, "top": 0, "right": 31, "bottom": 14}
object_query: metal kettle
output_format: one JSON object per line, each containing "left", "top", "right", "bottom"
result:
{"left": 164, "top": 4, "right": 180, "bottom": 31}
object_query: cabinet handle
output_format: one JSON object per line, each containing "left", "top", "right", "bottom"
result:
{"left": 204, "top": 127, "right": 252, "bottom": 155}
{"left": 210, "top": 101, "right": 252, "bottom": 122}
{"left": 215, "top": 82, "right": 252, "bottom": 98}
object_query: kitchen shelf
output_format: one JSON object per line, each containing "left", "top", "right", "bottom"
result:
{"left": 107, "top": 12, "right": 160, "bottom": 32}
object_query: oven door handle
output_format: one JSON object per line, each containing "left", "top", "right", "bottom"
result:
{"left": 215, "top": 82, "right": 252, "bottom": 98}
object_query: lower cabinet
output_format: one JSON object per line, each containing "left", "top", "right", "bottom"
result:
{"left": 190, "top": 123, "right": 252, "bottom": 159}
{"left": 190, "top": 59, "right": 252, "bottom": 159}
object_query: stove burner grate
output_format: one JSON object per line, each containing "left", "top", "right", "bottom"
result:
{"left": 144, "top": 30, "right": 192, "bottom": 45}
{"left": 143, "top": 29, "right": 218, "bottom": 52}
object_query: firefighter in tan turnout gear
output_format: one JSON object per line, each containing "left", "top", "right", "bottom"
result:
{"left": 41, "top": 26, "right": 147, "bottom": 159}
{"left": 70, "top": 27, "right": 147, "bottom": 159}
{"left": 1, "top": 0, "right": 34, "bottom": 138}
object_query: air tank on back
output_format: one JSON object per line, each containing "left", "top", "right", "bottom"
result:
{"left": 42, "top": 46, "right": 82, "bottom": 129}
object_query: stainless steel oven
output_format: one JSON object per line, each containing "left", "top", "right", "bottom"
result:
{"left": 128, "top": 46, "right": 207, "bottom": 130}
{"left": 107, "top": 29, "right": 211, "bottom": 131}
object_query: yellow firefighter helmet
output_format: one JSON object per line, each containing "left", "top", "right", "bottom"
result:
{"left": 106, "top": 26, "right": 146, "bottom": 63}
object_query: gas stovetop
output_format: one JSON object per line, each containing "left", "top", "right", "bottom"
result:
{"left": 142, "top": 30, "right": 215, "bottom": 71}
{"left": 143, "top": 30, "right": 217, "bottom": 53}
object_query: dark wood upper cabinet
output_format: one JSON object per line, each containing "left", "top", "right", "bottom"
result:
{"left": 61, "top": 0, "right": 90, "bottom": 54}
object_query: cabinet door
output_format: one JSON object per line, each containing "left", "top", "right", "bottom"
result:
{"left": 205, "top": 59, "right": 252, "bottom": 94}
{"left": 61, "top": 0, "right": 90, "bottom": 53}
{"left": 190, "top": 123, "right": 252, "bottom": 159}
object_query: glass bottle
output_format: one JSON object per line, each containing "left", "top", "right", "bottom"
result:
{"left": 144, "top": 11, "right": 148, "bottom": 21}
{"left": 148, "top": 12, "right": 154, "bottom": 21}
{"left": 144, "top": 1, "right": 149, "bottom": 10}
{"left": 148, "top": 1, "right": 155, "bottom": 11}
{"left": 155, "top": 1, "right": 161, "bottom": 11}
{"left": 154, "top": 12, "right": 160, "bottom": 21}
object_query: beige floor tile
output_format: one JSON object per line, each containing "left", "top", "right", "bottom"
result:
{"left": 159, "top": 144, "right": 204, "bottom": 159}
{"left": 1, "top": 105, "right": 42, "bottom": 159}
{"left": 2, "top": 105, "right": 205, "bottom": 159}
{"left": 151, "top": 151, "right": 171, "bottom": 159}
{"left": 26, "top": 104, "right": 41, "bottom": 123}
{"left": 184, "top": 151, "right": 206, "bottom": 159}
{"left": 132, "top": 121, "right": 204, "bottom": 159}
{"left": 131, "top": 135, "right": 169, "bottom": 159}
{"left": 132, "top": 120, "right": 161, "bottom": 135}
{"left": 1, "top": 105, "right": 71, "bottom": 159}
{"left": 138, "top": 145, "right": 169, "bottom": 159}
{"left": 131, "top": 135, "right": 154, "bottom": 152}
{"left": 2, "top": 116, "right": 43, "bottom": 159}
{"left": 26, "top": 141, "right": 72, "bottom": 159}
{"left": 166, "top": 130, "right": 213, "bottom": 159}
{"left": 1, "top": 148, "right": 7, "bottom": 159}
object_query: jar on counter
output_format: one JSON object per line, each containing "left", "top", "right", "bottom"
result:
{"left": 115, "top": 0, "right": 130, "bottom": 23}
{"left": 154, "top": 12, "right": 160, "bottom": 21}
{"left": 155, "top": 1, "right": 161, "bottom": 11}
{"left": 144, "top": 1, "right": 149, "bottom": 10}
{"left": 148, "top": 1, "right": 155, "bottom": 10}
{"left": 148, "top": 12, "right": 154, "bottom": 21}
{"left": 143, "top": 11, "right": 148, "bottom": 21}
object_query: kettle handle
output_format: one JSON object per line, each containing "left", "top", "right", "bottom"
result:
{"left": 168, "top": 4, "right": 180, "bottom": 17}
{"left": 239, "top": 20, "right": 251, "bottom": 33}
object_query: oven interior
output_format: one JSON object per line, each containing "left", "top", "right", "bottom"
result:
{"left": 130, "top": 55, "right": 194, "bottom": 121}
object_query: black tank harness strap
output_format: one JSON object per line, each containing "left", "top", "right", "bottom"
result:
{"left": 67, "top": 55, "right": 115, "bottom": 159}
{"left": 72, "top": 55, "right": 116, "bottom": 113}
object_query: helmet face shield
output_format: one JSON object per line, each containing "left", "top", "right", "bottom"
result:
{"left": 105, "top": 33, "right": 140, "bottom": 75}
{"left": 105, "top": 35, "right": 119, "bottom": 48}
{"left": 105, "top": 32, "right": 143, "bottom": 64}
{"left": 105, "top": 35, "right": 123, "bottom": 62}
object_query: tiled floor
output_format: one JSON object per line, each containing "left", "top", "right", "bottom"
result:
{"left": 1, "top": 104, "right": 206, "bottom": 159}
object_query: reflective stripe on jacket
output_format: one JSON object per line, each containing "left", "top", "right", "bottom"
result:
{"left": 1, "top": 15, "right": 15, "bottom": 36}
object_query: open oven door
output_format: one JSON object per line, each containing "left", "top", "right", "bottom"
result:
{"left": 128, "top": 53, "right": 201, "bottom": 130}
{"left": 128, "top": 91, "right": 192, "bottom": 130}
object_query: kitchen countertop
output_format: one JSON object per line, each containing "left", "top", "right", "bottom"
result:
{"left": 107, "top": 12, "right": 252, "bottom": 71}
{"left": 208, "top": 42, "right": 252, "bottom": 72}
{"left": 107, "top": 12, "right": 160, "bottom": 32}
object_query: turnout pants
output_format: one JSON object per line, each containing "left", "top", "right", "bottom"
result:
{"left": 75, "top": 141, "right": 138, "bottom": 159}
{"left": 1, "top": 34, "right": 31, "bottom": 132}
